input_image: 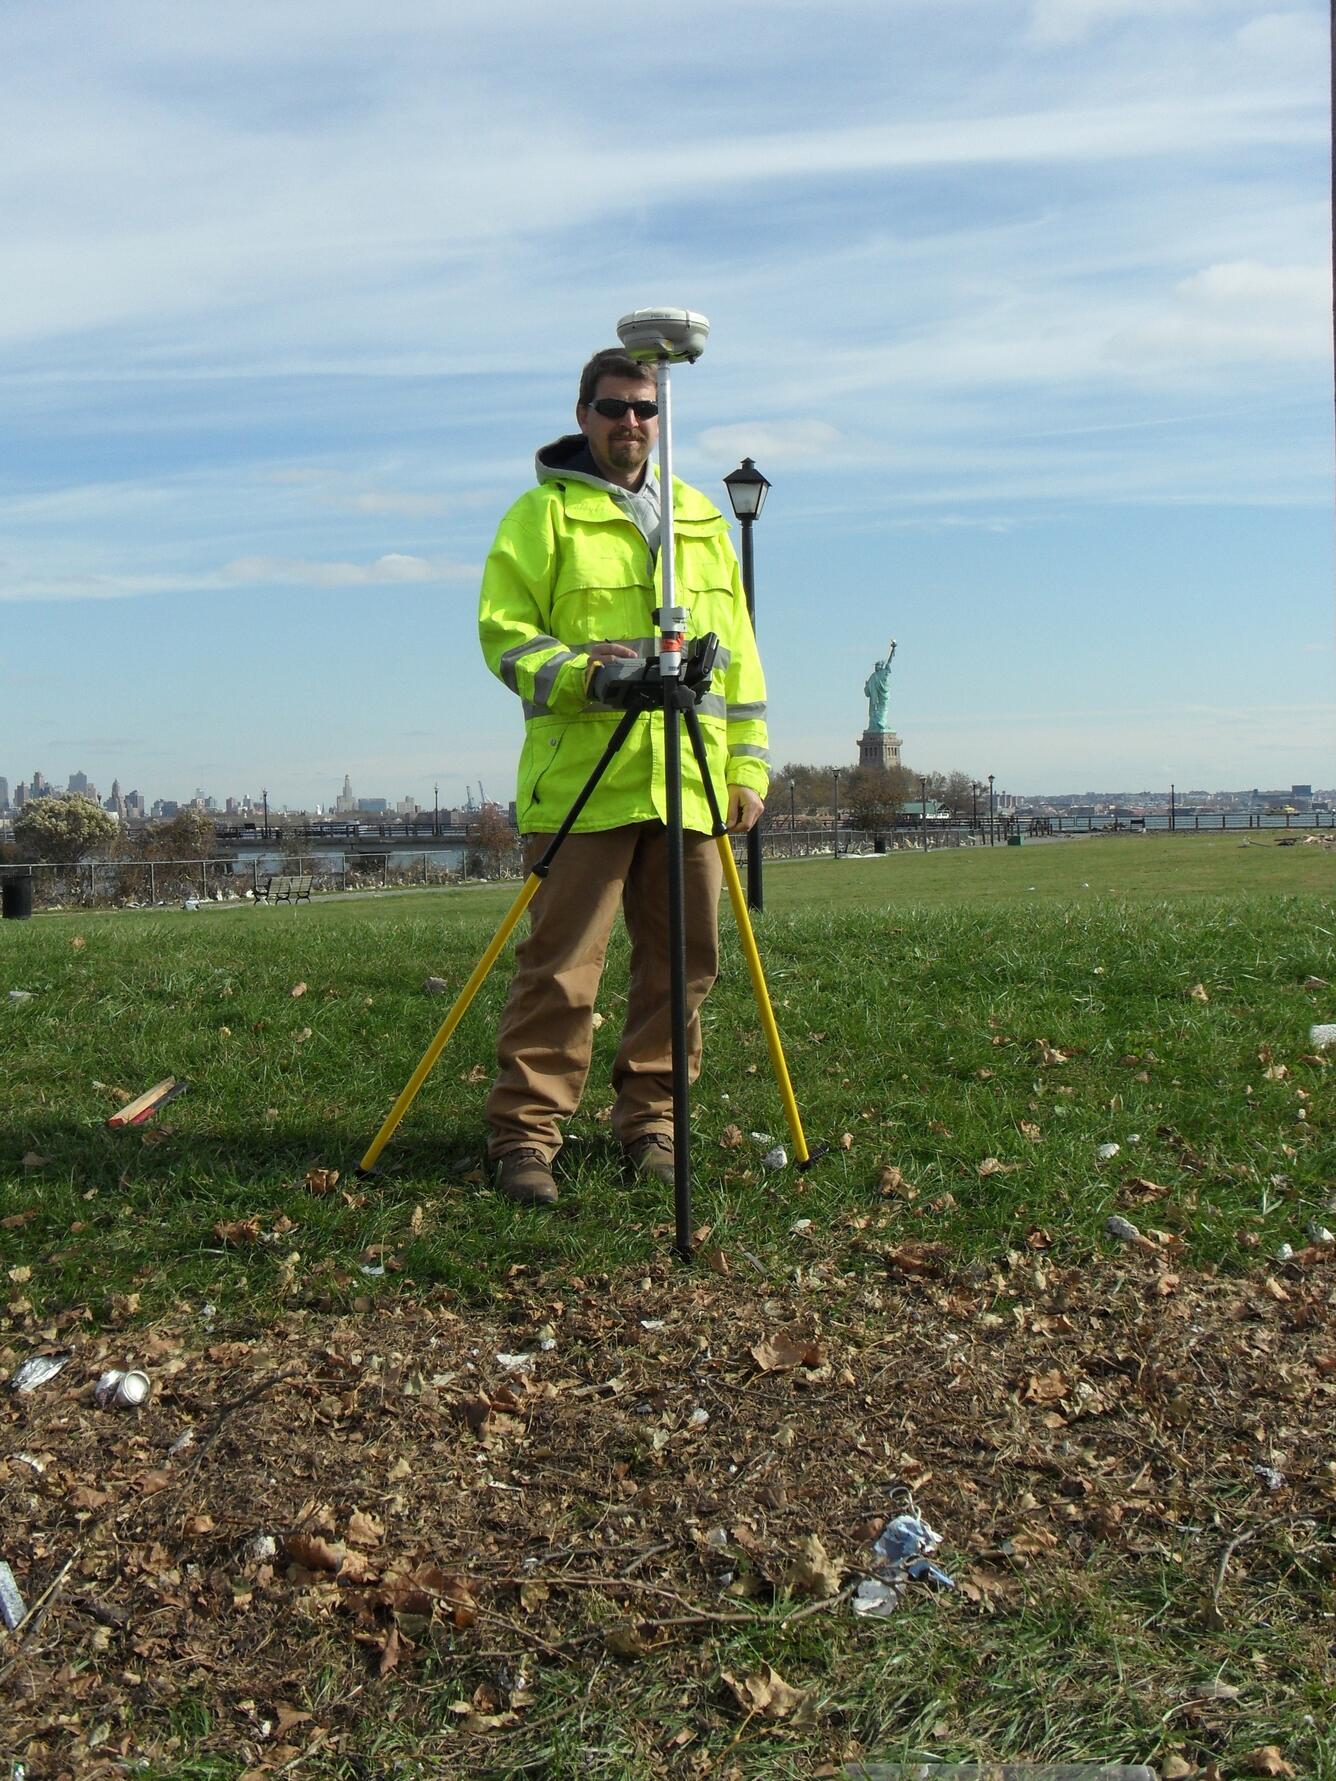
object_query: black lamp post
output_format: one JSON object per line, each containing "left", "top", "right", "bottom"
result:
{"left": 262, "top": 787, "right": 269, "bottom": 842}
{"left": 433, "top": 781, "right": 439, "bottom": 839}
{"left": 920, "top": 777, "right": 929, "bottom": 852}
{"left": 971, "top": 781, "right": 979, "bottom": 833}
{"left": 722, "top": 457, "right": 770, "bottom": 910}
{"left": 988, "top": 773, "right": 995, "bottom": 847}
{"left": 832, "top": 767, "right": 840, "bottom": 858}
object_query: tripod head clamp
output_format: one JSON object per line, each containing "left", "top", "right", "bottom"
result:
{"left": 587, "top": 632, "right": 719, "bottom": 711}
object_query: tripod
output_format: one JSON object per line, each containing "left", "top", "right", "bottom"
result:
{"left": 357, "top": 308, "right": 825, "bottom": 1258}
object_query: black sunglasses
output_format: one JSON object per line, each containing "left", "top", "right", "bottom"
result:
{"left": 587, "top": 397, "right": 659, "bottom": 421}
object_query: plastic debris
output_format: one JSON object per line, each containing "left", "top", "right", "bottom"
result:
{"left": 242, "top": 1532, "right": 278, "bottom": 1565}
{"left": 10, "top": 1355, "right": 68, "bottom": 1395}
{"left": 359, "top": 1264, "right": 386, "bottom": 1278}
{"left": 1274, "top": 1242, "right": 1295, "bottom": 1263}
{"left": 495, "top": 1353, "right": 532, "bottom": 1372}
{"left": 762, "top": 1145, "right": 788, "bottom": 1170}
{"left": 7, "top": 990, "right": 33, "bottom": 1005}
{"left": 183, "top": 897, "right": 199, "bottom": 911}
{"left": 749, "top": 1131, "right": 773, "bottom": 1144}
{"left": 852, "top": 1578, "right": 901, "bottom": 1617}
{"left": 1097, "top": 1142, "right": 1121, "bottom": 1161}
{"left": 1253, "top": 1464, "right": 1286, "bottom": 1492}
{"left": 168, "top": 1428, "right": 197, "bottom": 1456}
{"left": 106, "top": 1076, "right": 187, "bottom": 1130}
{"left": 0, "top": 1560, "right": 27, "bottom": 1631}
{"left": 423, "top": 976, "right": 448, "bottom": 995}
{"left": 1306, "top": 1222, "right": 1334, "bottom": 1246}
{"left": 93, "top": 1369, "right": 151, "bottom": 1409}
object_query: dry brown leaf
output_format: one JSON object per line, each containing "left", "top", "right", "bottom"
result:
{"left": 213, "top": 1216, "right": 263, "bottom": 1246}
{"left": 784, "top": 1533, "right": 843, "bottom": 1599}
{"left": 304, "top": 1167, "right": 340, "bottom": 1195}
{"left": 1024, "top": 1369, "right": 1069, "bottom": 1403}
{"left": 750, "top": 1332, "right": 824, "bottom": 1373}
{"left": 721, "top": 1663, "right": 807, "bottom": 1721}
{"left": 1242, "top": 1749, "right": 1296, "bottom": 1778}
{"left": 977, "top": 1156, "right": 1019, "bottom": 1177}
{"left": 1019, "top": 1121, "right": 1042, "bottom": 1141}
{"left": 285, "top": 1532, "right": 347, "bottom": 1573}
{"left": 346, "top": 1509, "right": 384, "bottom": 1548}
{"left": 604, "top": 1625, "right": 653, "bottom": 1658}
{"left": 879, "top": 1164, "right": 916, "bottom": 1199}
{"left": 21, "top": 1152, "right": 48, "bottom": 1171}
{"left": 720, "top": 1124, "right": 745, "bottom": 1149}
{"left": 1188, "top": 983, "right": 1210, "bottom": 1002}
{"left": 290, "top": 982, "right": 308, "bottom": 998}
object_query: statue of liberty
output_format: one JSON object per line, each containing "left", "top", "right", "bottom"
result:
{"left": 864, "top": 639, "right": 897, "bottom": 733}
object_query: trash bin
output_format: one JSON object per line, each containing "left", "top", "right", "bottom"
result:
{"left": 874, "top": 837, "right": 886, "bottom": 854}
{"left": 1006, "top": 834, "right": 1022, "bottom": 847}
{"left": 2, "top": 875, "right": 34, "bottom": 920}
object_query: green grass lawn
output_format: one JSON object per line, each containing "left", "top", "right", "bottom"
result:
{"left": 3, "top": 833, "right": 1333, "bottom": 1780}
{"left": 3, "top": 834, "right": 1332, "bottom": 1316}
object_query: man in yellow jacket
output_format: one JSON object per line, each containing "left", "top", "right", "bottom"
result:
{"left": 478, "top": 346, "right": 770, "bottom": 1204}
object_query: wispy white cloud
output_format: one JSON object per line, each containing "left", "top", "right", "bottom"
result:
{"left": 1105, "top": 259, "right": 1331, "bottom": 368}
{"left": 697, "top": 421, "right": 843, "bottom": 465}
{"left": 1, "top": 553, "right": 478, "bottom": 603}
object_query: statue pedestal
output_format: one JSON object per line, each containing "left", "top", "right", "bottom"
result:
{"left": 859, "top": 729, "right": 902, "bottom": 770}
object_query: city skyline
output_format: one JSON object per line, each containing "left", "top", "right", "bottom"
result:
{"left": 2, "top": 759, "right": 1329, "bottom": 821}
{"left": 2, "top": 2, "right": 1331, "bottom": 799}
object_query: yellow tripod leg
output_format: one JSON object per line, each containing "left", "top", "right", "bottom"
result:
{"left": 715, "top": 835, "right": 811, "bottom": 1167}
{"left": 357, "top": 873, "right": 542, "bottom": 1174}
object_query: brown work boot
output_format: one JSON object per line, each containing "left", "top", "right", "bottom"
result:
{"left": 623, "top": 1133, "right": 676, "bottom": 1187}
{"left": 495, "top": 1149, "right": 558, "bottom": 1206}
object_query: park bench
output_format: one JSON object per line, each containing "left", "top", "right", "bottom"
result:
{"left": 256, "top": 872, "right": 314, "bottom": 904}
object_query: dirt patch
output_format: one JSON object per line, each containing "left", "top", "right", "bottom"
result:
{"left": 4, "top": 1244, "right": 1334, "bottom": 1778}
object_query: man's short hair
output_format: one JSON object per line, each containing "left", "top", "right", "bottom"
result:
{"left": 578, "top": 348, "right": 658, "bottom": 408}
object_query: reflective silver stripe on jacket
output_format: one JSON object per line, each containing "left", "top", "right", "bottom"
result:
{"left": 696, "top": 693, "right": 727, "bottom": 720}
{"left": 499, "top": 635, "right": 564, "bottom": 693}
{"left": 727, "top": 701, "right": 767, "bottom": 722}
{"left": 530, "top": 649, "right": 579, "bottom": 711}
{"left": 729, "top": 742, "right": 770, "bottom": 763}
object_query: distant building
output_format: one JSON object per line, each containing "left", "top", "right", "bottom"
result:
{"left": 0, "top": 778, "right": 8, "bottom": 811}
{"left": 335, "top": 774, "right": 356, "bottom": 815}
{"left": 67, "top": 770, "right": 88, "bottom": 794}
{"left": 357, "top": 798, "right": 389, "bottom": 814}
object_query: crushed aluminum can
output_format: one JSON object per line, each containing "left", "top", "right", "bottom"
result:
{"left": 874, "top": 1512, "right": 945, "bottom": 1568}
{"left": 93, "top": 1368, "right": 151, "bottom": 1409}
{"left": 10, "top": 1354, "right": 68, "bottom": 1395}
{"left": 0, "top": 1560, "right": 27, "bottom": 1631}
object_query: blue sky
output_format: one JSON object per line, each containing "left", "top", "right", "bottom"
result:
{"left": 1, "top": 0, "right": 1331, "bottom": 808}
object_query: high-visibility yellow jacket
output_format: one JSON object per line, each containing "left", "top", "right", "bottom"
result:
{"left": 479, "top": 454, "right": 769, "bottom": 835}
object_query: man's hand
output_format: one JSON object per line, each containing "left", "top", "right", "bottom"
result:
{"left": 586, "top": 642, "right": 637, "bottom": 665}
{"left": 726, "top": 785, "right": 764, "bottom": 833}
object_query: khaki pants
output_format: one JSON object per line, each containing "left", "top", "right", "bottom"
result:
{"left": 486, "top": 822, "right": 723, "bottom": 1162}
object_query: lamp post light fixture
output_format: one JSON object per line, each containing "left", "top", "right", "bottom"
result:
{"left": 988, "top": 773, "right": 995, "bottom": 847}
{"left": 722, "top": 458, "right": 770, "bottom": 911}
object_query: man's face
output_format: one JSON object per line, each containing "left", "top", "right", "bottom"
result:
{"left": 577, "top": 373, "right": 659, "bottom": 488}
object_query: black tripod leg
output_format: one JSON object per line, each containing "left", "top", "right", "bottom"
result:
{"left": 663, "top": 696, "right": 694, "bottom": 1262}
